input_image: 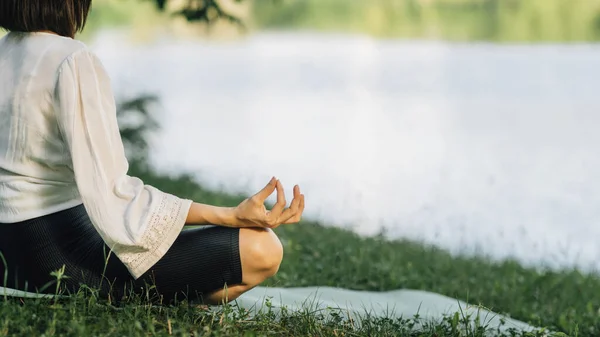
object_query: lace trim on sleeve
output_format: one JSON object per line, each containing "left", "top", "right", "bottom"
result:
{"left": 116, "top": 193, "right": 192, "bottom": 279}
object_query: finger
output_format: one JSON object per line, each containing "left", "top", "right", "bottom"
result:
{"left": 299, "top": 193, "right": 305, "bottom": 214}
{"left": 279, "top": 186, "right": 301, "bottom": 222}
{"left": 268, "top": 180, "right": 287, "bottom": 218}
{"left": 284, "top": 192, "right": 305, "bottom": 224}
{"left": 253, "top": 177, "right": 277, "bottom": 202}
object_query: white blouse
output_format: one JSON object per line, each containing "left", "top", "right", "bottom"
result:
{"left": 0, "top": 32, "right": 192, "bottom": 279}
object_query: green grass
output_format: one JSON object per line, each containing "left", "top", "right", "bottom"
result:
{"left": 1, "top": 163, "right": 598, "bottom": 336}
{"left": 0, "top": 295, "right": 556, "bottom": 337}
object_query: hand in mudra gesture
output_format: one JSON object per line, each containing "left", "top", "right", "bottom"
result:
{"left": 234, "top": 177, "right": 305, "bottom": 228}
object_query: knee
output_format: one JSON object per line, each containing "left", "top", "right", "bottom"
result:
{"left": 242, "top": 228, "right": 283, "bottom": 279}
{"left": 251, "top": 228, "right": 283, "bottom": 277}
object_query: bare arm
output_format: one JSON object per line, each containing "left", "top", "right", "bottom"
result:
{"left": 185, "top": 203, "right": 236, "bottom": 227}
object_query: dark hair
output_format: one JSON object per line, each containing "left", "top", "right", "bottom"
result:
{"left": 0, "top": 0, "right": 92, "bottom": 38}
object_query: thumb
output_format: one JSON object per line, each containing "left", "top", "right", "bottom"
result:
{"left": 253, "top": 177, "right": 277, "bottom": 201}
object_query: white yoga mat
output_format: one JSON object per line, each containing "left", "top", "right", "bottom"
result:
{"left": 235, "top": 286, "right": 539, "bottom": 334}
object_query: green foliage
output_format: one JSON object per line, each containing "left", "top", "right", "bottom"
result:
{"left": 85, "top": 0, "right": 600, "bottom": 42}
{"left": 251, "top": 0, "right": 600, "bottom": 42}
{"left": 150, "top": 0, "right": 246, "bottom": 27}
{"left": 116, "top": 94, "right": 160, "bottom": 166}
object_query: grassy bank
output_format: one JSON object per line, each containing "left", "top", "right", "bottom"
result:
{"left": 2, "top": 165, "right": 595, "bottom": 336}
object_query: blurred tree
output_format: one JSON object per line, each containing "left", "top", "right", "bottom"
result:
{"left": 116, "top": 94, "right": 160, "bottom": 168}
{"left": 149, "top": 0, "right": 246, "bottom": 27}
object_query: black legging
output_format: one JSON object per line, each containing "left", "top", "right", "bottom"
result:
{"left": 0, "top": 204, "right": 242, "bottom": 303}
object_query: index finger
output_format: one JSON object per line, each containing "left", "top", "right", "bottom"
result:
{"left": 268, "top": 180, "right": 287, "bottom": 218}
{"left": 253, "top": 177, "right": 277, "bottom": 202}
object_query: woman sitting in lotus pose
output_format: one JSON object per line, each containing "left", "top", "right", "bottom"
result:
{"left": 0, "top": 0, "right": 305, "bottom": 304}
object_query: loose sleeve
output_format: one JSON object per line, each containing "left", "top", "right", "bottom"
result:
{"left": 53, "top": 49, "right": 192, "bottom": 279}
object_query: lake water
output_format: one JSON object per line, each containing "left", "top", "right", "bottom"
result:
{"left": 91, "top": 30, "right": 600, "bottom": 272}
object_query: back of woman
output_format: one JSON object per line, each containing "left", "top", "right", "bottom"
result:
{"left": 0, "top": 32, "right": 87, "bottom": 222}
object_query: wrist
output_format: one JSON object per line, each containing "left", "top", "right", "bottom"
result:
{"left": 216, "top": 206, "right": 238, "bottom": 227}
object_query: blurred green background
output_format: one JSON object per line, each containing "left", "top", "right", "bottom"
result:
{"left": 85, "top": 0, "right": 600, "bottom": 42}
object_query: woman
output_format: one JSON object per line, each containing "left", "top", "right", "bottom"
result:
{"left": 0, "top": 0, "right": 305, "bottom": 304}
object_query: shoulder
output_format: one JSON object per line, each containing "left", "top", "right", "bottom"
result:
{"left": 12, "top": 33, "right": 106, "bottom": 78}
{"left": 49, "top": 42, "right": 111, "bottom": 87}
{"left": 22, "top": 34, "right": 91, "bottom": 69}
{"left": 2, "top": 32, "right": 102, "bottom": 77}
{"left": 49, "top": 35, "right": 89, "bottom": 58}
{"left": 48, "top": 36, "right": 114, "bottom": 99}
{"left": 54, "top": 40, "right": 104, "bottom": 73}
